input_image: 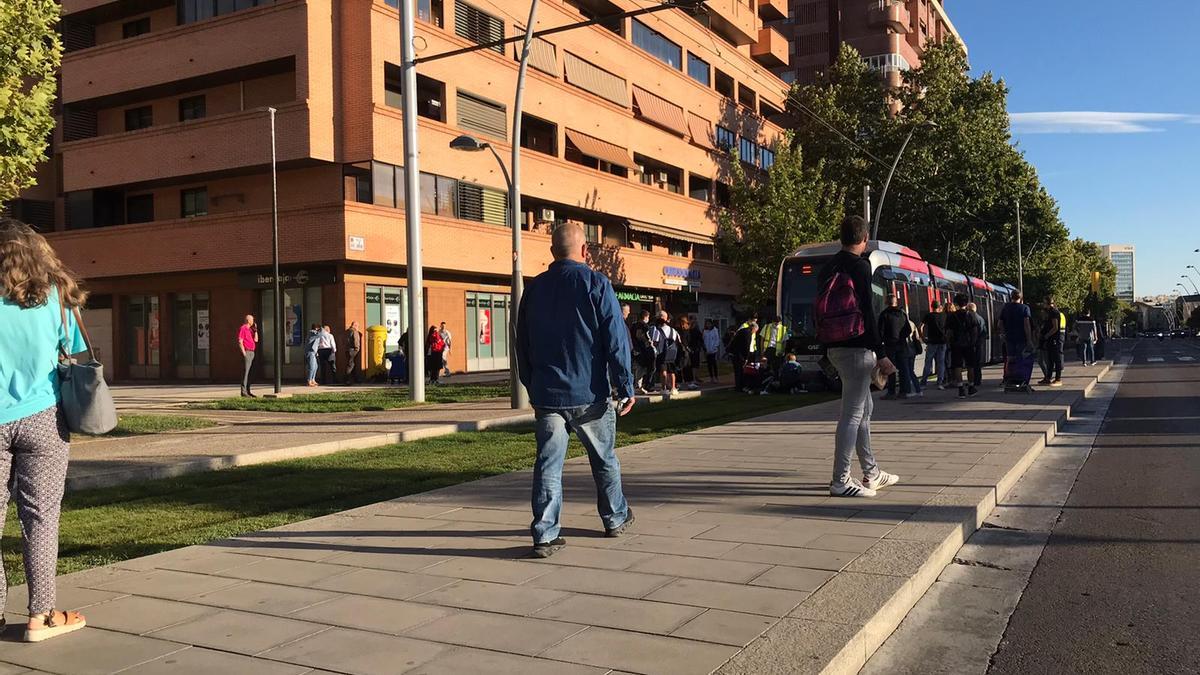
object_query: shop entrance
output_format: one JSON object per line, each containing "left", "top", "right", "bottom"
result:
{"left": 172, "top": 292, "right": 210, "bottom": 379}
{"left": 465, "top": 291, "right": 510, "bottom": 372}
{"left": 366, "top": 285, "right": 408, "bottom": 352}
{"left": 260, "top": 286, "right": 323, "bottom": 381}
{"left": 124, "top": 294, "right": 161, "bottom": 379}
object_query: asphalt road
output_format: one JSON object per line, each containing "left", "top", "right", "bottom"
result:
{"left": 988, "top": 338, "right": 1200, "bottom": 674}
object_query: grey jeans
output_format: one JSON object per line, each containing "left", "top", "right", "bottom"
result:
{"left": 827, "top": 347, "right": 880, "bottom": 485}
{"left": 241, "top": 351, "right": 255, "bottom": 394}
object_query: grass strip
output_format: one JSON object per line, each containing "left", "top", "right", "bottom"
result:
{"left": 89, "top": 414, "right": 219, "bottom": 437}
{"left": 184, "top": 383, "right": 509, "bottom": 413}
{"left": 3, "top": 391, "right": 832, "bottom": 585}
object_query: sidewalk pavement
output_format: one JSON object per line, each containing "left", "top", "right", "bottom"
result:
{"left": 2, "top": 363, "right": 1110, "bottom": 675}
{"left": 73, "top": 380, "right": 731, "bottom": 491}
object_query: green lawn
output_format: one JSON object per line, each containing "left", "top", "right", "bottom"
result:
{"left": 3, "top": 391, "right": 832, "bottom": 586}
{"left": 185, "top": 383, "right": 510, "bottom": 413}
{"left": 90, "top": 414, "right": 219, "bottom": 437}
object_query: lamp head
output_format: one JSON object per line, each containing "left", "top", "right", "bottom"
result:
{"left": 449, "top": 135, "right": 488, "bottom": 152}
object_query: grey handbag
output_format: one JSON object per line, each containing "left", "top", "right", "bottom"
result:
{"left": 57, "top": 298, "right": 118, "bottom": 435}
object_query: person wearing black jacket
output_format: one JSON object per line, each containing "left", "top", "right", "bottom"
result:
{"left": 728, "top": 321, "right": 758, "bottom": 392}
{"left": 817, "top": 215, "right": 899, "bottom": 499}
{"left": 945, "top": 293, "right": 981, "bottom": 398}
{"left": 878, "top": 295, "right": 919, "bottom": 399}
{"left": 630, "top": 310, "right": 657, "bottom": 393}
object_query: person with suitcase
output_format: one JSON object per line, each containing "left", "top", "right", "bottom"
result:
{"left": 998, "top": 292, "right": 1035, "bottom": 391}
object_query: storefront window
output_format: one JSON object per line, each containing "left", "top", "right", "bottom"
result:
{"left": 173, "top": 292, "right": 210, "bottom": 378}
{"left": 366, "top": 285, "right": 409, "bottom": 350}
{"left": 465, "top": 291, "right": 510, "bottom": 371}
{"left": 125, "top": 295, "right": 161, "bottom": 378}
{"left": 260, "top": 286, "right": 323, "bottom": 380}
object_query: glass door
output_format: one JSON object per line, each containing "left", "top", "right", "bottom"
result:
{"left": 261, "top": 286, "right": 322, "bottom": 381}
{"left": 465, "top": 291, "right": 510, "bottom": 371}
{"left": 125, "top": 295, "right": 161, "bottom": 379}
{"left": 173, "top": 292, "right": 210, "bottom": 378}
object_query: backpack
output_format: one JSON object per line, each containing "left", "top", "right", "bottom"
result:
{"left": 951, "top": 310, "right": 979, "bottom": 350}
{"left": 815, "top": 269, "right": 865, "bottom": 345}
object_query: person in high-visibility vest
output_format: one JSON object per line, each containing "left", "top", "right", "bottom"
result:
{"left": 761, "top": 315, "right": 789, "bottom": 374}
{"left": 1037, "top": 296, "right": 1065, "bottom": 386}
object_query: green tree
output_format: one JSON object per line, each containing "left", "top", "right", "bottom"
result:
{"left": 717, "top": 133, "right": 843, "bottom": 310}
{"left": 0, "top": 0, "right": 60, "bottom": 201}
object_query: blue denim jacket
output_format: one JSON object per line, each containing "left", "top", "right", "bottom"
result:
{"left": 516, "top": 259, "right": 634, "bottom": 408}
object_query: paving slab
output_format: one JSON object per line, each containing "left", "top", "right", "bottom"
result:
{"left": 3, "top": 363, "right": 1110, "bottom": 674}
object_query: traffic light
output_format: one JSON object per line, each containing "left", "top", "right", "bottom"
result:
{"left": 1091, "top": 271, "right": 1101, "bottom": 294}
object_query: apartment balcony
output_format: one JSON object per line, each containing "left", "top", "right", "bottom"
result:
{"left": 703, "top": 0, "right": 758, "bottom": 46}
{"left": 867, "top": 0, "right": 911, "bottom": 34}
{"left": 61, "top": 102, "right": 312, "bottom": 191}
{"left": 756, "top": 0, "right": 786, "bottom": 21}
{"left": 61, "top": 0, "right": 121, "bottom": 15}
{"left": 750, "top": 27, "right": 789, "bottom": 68}
{"left": 60, "top": 0, "right": 308, "bottom": 104}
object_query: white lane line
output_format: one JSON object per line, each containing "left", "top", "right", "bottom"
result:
{"left": 1180, "top": 356, "right": 1195, "bottom": 362}
{"left": 1147, "top": 357, "right": 1164, "bottom": 362}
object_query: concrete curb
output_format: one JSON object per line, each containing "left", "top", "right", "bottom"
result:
{"left": 65, "top": 412, "right": 536, "bottom": 492}
{"left": 718, "top": 363, "right": 1112, "bottom": 675}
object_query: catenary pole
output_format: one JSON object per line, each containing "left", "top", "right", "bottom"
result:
{"left": 508, "top": 0, "right": 539, "bottom": 410}
{"left": 1016, "top": 198, "right": 1024, "bottom": 296}
{"left": 269, "top": 106, "right": 282, "bottom": 395}
{"left": 862, "top": 185, "right": 871, "bottom": 225}
{"left": 399, "top": 0, "right": 424, "bottom": 402}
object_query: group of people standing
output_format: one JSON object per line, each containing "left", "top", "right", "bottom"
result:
{"left": 300, "top": 322, "right": 362, "bottom": 389}
{"left": 881, "top": 295, "right": 991, "bottom": 400}
{"left": 623, "top": 308, "right": 720, "bottom": 396}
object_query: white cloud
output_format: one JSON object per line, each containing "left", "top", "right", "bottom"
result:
{"left": 1010, "top": 111, "right": 1200, "bottom": 134}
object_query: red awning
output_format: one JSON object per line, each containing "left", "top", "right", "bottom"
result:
{"left": 565, "top": 129, "right": 631, "bottom": 168}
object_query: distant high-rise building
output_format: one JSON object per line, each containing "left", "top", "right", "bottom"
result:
{"left": 1102, "top": 244, "right": 1136, "bottom": 302}
{"left": 770, "top": 0, "right": 965, "bottom": 87}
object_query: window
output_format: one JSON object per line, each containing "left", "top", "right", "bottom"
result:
{"left": 715, "top": 126, "right": 735, "bottom": 150}
{"left": 385, "top": 0, "right": 444, "bottom": 26}
{"left": 738, "top": 83, "right": 757, "bottom": 110}
{"left": 739, "top": 137, "right": 758, "bottom": 165}
{"left": 632, "top": 20, "right": 681, "bottom": 69}
{"left": 686, "top": 53, "right": 710, "bottom": 86}
{"left": 181, "top": 188, "right": 208, "bottom": 218}
{"left": 122, "top": 17, "right": 150, "bottom": 39}
{"left": 178, "top": 0, "right": 263, "bottom": 25}
{"left": 635, "top": 155, "right": 682, "bottom": 195}
{"left": 124, "top": 106, "right": 152, "bottom": 132}
{"left": 457, "top": 90, "right": 507, "bottom": 140}
{"left": 343, "top": 162, "right": 372, "bottom": 203}
{"left": 760, "top": 146, "right": 776, "bottom": 170}
{"left": 760, "top": 101, "right": 783, "bottom": 119}
{"left": 178, "top": 95, "right": 206, "bottom": 122}
{"left": 372, "top": 161, "right": 396, "bottom": 207}
{"left": 715, "top": 69, "right": 735, "bottom": 99}
{"left": 634, "top": 233, "right": 652, "bottom": 251}
{"left": 715, "top": 181, "right": 731, "bottom": 207}
{"left": 521, "top": 114, "right": 557, "bottom": 156}
{"left": 668, "top": 240, "right": 689, "bottom": 257}
{"left": 780, "top": 70, "right": 796, "bottom": 84}
{"left": 457, "top": 182, "right": 509, "bottom": 226}
{"left": 383, "top": 67, "right": 446, "bottom": 122}
{"left": 688, "top": 174, "right": 711, "bottom": 201}
{"left": 564, "top": 0, "right": 623, "bottom": 35}
{"left": 126, "top": 194, "right": 154, "bottom": 224}
{"left": 454, "top": 0, "right": 504, "bottom": 54}
{"left": 419, "top": 172, "right": 458, "bottom": 217}
{"left": 797, "top": 31, "right": 827, "bottom": 56}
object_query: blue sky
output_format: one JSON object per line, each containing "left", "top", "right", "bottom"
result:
{"left": 951, "top": 1, "right": 1200, "bottom": 298}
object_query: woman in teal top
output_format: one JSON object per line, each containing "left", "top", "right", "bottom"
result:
{"left": 0, "top": 219, "right": 90, "bottom": 642}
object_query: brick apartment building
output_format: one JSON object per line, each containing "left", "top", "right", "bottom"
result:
{"left": 771, "top": 0, "right": 963, "bottom": 86}
{"left": 14, "top": 0, "right": 792, "bottom": 383}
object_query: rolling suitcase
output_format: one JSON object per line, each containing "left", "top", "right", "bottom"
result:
{"left": 1003, "top": 353, "right": 1036, "bottom": 392}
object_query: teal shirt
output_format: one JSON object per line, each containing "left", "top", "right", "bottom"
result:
{"left": 0, "top": 288, "right": 87, "bottom": 425}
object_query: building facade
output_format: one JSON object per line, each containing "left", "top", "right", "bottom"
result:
{"left": 1102, "top": 244, "right": 1136, "bottom": 303}
{"left": 18, "top": 0, "right": 792, "bottom": 383}
{"left": 770, "top": 0, "right": 963, "bottom": 86}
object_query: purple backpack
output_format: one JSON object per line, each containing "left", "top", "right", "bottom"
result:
{"left": 815, "top": 270, "right": 865, "bottom": 344}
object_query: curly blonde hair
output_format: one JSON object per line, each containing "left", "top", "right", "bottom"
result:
{"left": 0, "top": 218, "right": 88, "bottom": 309}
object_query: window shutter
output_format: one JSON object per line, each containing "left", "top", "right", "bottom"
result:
{"left": 456, "top": 91, "right": 508, "bottom": 140}
{"left": 454, "top": 0, "right": 504, "bottom": 53}
{"left": 457, "top": 183, "right": 509, "bottom": 226}
{"left": 563, "top": 52, "right": 628, "bottom": 107}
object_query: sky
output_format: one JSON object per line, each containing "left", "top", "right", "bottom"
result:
{"left": 949, "top": 1, "right": 1200, "bottom": 298}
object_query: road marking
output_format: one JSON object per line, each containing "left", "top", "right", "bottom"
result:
{"left": 1147, "top": 357, "right": 1164, "bottom": 362}
{"left": 1180, "top": 356, "right": 1195, "bottom": 362}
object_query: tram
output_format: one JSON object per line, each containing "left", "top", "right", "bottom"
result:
{"left": 776, "top": 240, "right": 1015, "bottom": 386}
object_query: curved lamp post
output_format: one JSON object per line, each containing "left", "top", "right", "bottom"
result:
{"left": 872, "top": 119, "right": 938, "bottom": 241}
{"left": 1182, "top": 275, "right": 1200, "bottom": 295}
{"left": 450, "top": 134, "right": 528, "bottom": 409}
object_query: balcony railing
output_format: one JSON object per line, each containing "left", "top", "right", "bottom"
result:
{"left": 750, "top": 26, "right": 788, "bottom": 67}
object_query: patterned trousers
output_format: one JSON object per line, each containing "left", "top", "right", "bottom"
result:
{"left": 0, "top": 406, "right": 70, "bottom": 615}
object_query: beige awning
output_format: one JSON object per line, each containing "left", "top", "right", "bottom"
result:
{"left": 627, "top": 219, "right": 713, "bottom": 245}
{"left": 563, "top": 52, "right": 629, "bottom": 107}
{"left": 513, "top": 35, "right": 558, "bottom": 76}
{"left": 687, "top": 113, "right": 714, "bottom": 149}
{"left": 632, "top": 86, "right": 687, "bottom": 136}
{"left": 565, "top": 129, "right": 631, "bottom": 168}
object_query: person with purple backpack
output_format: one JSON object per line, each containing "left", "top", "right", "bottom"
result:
{"left": 814, "top": 216, "right": 900, "bottom": 498}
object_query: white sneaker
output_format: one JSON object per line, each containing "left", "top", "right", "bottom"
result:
{"left": 830, "top": 478, "right": 877, "bottom": 498}
{"left": 863, "top": 470, "right": 900, "bottom": 491}
{"left": 669, "top": 388, "right": 680, "bottom": 396}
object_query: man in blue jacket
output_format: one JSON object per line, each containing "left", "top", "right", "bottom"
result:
{"left": 517, "top": 223, "right": 637, "bottom": 558}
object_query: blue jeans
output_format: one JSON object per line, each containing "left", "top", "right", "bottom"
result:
{"left": 531, "top": 401, "right": 630, "bottom": 543}
{"left": 885, "top": 346, "right": 919, "bottom": 395}
{"left": 305, "top": 351, "right": 318, "bottom": 382}
{"left": 921, "top": 343, "right": 947, "bottom": 385}
{"left": 1081, "top": 340, "right": 1095, "bottom": 364}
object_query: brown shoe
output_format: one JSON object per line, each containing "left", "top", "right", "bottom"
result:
{"left": 25, "top": 610, "right": 86, "bottom": 643}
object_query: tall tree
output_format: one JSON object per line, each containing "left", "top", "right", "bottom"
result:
{"left": 716, "top": 133, "right": 843, "bottom": 310}
{"left": 0, "top": 0, "right": 60, "bottom": 201}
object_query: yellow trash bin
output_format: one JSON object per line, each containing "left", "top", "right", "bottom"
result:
{"left": 366, "top": 325, "right": 388, "bottom": 379}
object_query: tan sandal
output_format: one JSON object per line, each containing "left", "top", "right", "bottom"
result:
{"left": 24, "top": 610, "right": 86, "bottom": 643}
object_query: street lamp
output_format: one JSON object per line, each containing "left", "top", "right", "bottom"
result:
{"left": 1182, "top": 275, "right": 1200, "bottom": 295}
{"left": 872, "top": 119, "right": 938, "bottom": 240}
{"left": 450, "top": 134, "right": 529, "bottom": 410}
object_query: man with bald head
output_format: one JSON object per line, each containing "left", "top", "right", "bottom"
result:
{"left": 516, "top": 223, "right": 636, "bottom": 558}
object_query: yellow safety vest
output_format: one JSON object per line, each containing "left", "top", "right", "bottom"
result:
{"left": 739, "top": 322, "right": 758, "bottom": 352}
{"left": 764, "top": 322, "right": 787, "bottom": 350}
